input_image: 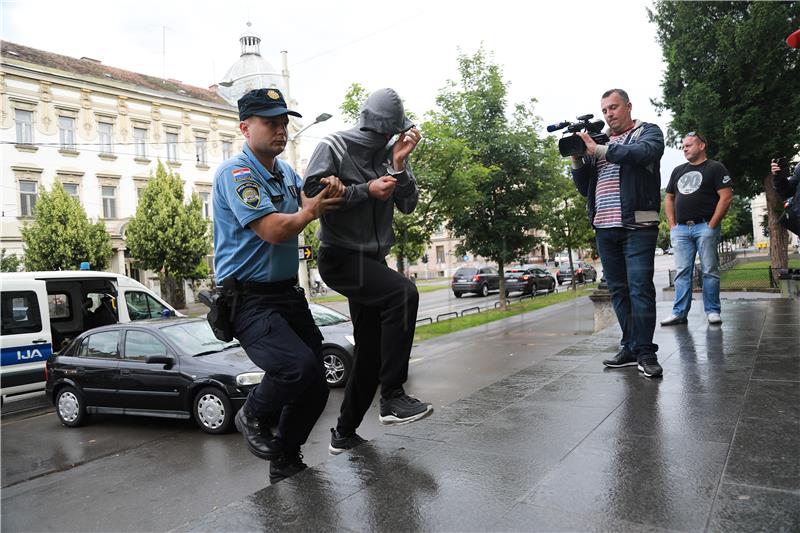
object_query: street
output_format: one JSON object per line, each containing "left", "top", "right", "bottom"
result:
{"left": 0, "top": 255, "right": 697, "bottom": 532}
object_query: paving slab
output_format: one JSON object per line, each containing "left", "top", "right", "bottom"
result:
{"left": 176, "top": 299, "right": 800, "bottom": 532}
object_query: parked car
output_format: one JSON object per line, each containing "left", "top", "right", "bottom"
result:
{"left": 310, "top": 303, "right": 355, "bottom": 388}
{"left": 46, "top": 318, "right": 258, "bottom": 434}
{"left": 451, "top": 266, "right": 501, "bottom": 297}
{"left": 504, "top": 267, "right": 556, "bottom": 296}
{"left": 557, "top": 261, "right": 598, "bottom": 285}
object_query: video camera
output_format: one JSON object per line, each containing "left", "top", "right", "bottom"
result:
{"left": 547, "top": 114, "right": 610, "bottom": 157}
{"left": 772, "top": 156, "right": 795, "bottom": 179}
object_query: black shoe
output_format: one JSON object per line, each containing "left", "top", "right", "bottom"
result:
{"left": 378, "top": 392, "right": 433, "bottom": 425}
{"left": 269, "top": 450, "right": 308, "bottom": 484}
{"left": 235, "top": 408, "right": 282, "bottom": 460}
{"left": 638, "top": 359, "right": 664, "bottom": 378}
{"left": 328, "top": 428, "right": 367, "bottom": 455}
{"left": 603, "top": 349, "right": 638, "bottom": 368}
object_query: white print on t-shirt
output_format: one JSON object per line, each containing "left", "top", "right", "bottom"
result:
{"left": 722, "top": 175, "right": 731, "bottom": 184}
{"left": 678, "top": 171, "right": 703, "bottom": 194}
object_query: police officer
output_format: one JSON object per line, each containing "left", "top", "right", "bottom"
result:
{"left": 213, "top": 88, "right": 344, "bottom": 484}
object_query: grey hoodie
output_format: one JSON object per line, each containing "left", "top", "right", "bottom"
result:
{"left": 303, "top": 88, "right": 418, "bottom": 256}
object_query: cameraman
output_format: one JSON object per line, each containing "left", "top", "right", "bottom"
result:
{"left": 571, "top": 88, "right": 665, "bottom": 378}
{"left": 771, "top": 158, "right": 800, "bottom": 237}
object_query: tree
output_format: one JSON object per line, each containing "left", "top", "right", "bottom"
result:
{"left": 649, "top": 1, "right": 800, "bottom": 267}
{"left": 0, "top": 248, "right": 22, "bottom": 272}
{"left": 721, "top": 196, "right": 753, "bottom": 242}
{"left": 21, "top": 182, "right": 112, "bottom": 271}
{"left": 434, "top": 47, "right": 563, "bottom": 307}
{"left": 537, "top": 171, "right": 595, "bottom": 290}
{"left": 126, "top": 161, "right": 211, "bottom": 308}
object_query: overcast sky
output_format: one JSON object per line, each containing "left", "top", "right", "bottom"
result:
{"left": 2, "top": 0, "right": 685, "bottom": 184}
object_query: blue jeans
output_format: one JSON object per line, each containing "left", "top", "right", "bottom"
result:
{"left": 670, "top": 222, "right": 721, "bottom": 317}
{"left": 595, "top": 226, "right": 659, "bottom": 361}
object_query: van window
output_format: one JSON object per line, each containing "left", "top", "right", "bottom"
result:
{"left": 1, "top": 291, "right": 42, "bottom": 335}
{"left": 125, "top": 291, "right": 168, "bottom": 320}
{"left": 48, "top": 293, "right": 71, "bottom": 320}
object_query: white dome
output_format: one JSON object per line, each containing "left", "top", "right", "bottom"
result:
{"left": 218, "top": 23, "right": 285, "bottom": 106}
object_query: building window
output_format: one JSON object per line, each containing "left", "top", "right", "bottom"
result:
{"left": 102, "top": 186, "right": 117, "bottom": 218}
{"left": 196, "top": 136, "right": 207, "bottom": 165}
{"left": 133, "top": 127, "right": 147, "bottom": 158}
{"left": 166, "top": 132, "right": 178, "bottom": 162}
{"left": 62, "top": 182, "right": 79, "bottom": 200}
{"left": 436, "top": 246, "right": 445, "bottom": 264}
{"left": 199, "top": 192, "right": 211, "bottom": 219}
{"left": 15, "top": 109, "right": 34, "bottom": 144}
{"left": 58, "top": 116, "right": 76, "bottom": 150}
{"left": 19, "top": 180, "right": 37, "bottom": 216}
{"left": 222, "top": 140, "right": 233, "bottom": 160}
{"left": 98, "top": 122, "right": 114, "bottom": 154}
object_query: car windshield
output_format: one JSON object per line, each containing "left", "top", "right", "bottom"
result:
{"left": 505, "top": 270, "right": 524, "bottom": 277}
{"left": 160, "top": 321, "right": 238, "bottom": 356}
{"left": 454, "top": 268, "right": 478, "bottom": 277}
{"left": 310, "top": 304, "right": 350, "bottom": 326}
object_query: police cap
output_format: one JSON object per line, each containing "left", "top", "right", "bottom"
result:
{"left": 238, "top": 88, "right": 302, "bottom": 121}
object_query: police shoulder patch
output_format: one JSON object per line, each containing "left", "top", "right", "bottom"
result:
{"left": 236, "top": 182, "right": 262, "bottom": 208}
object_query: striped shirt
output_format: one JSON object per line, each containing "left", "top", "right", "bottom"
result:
{"left": 593, "top": 131, "right": 628, "bottom": 228}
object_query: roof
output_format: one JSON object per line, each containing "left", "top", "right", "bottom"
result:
{"left": 1, "top": 40, "right": 232, "bottom": 108}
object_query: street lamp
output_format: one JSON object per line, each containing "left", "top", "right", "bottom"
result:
{"left": 218, "top": 72, "right": 280, "bottom": 87}
{"left": 290, "top": 113, "right": 332, "bottom": 141}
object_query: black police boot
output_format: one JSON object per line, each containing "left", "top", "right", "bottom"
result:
{"left": 269, "top": 450, "right": 308, "bottom": 484}
{"left": 234, "top": 407, "right": 282, "bottom": 460}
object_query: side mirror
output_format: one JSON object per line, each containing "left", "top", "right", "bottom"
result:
{"left": 161, "top": 309, "right": 175, "bottom": 318}
{"left": 145, "top": 354, "right": 175, "bottom": 366}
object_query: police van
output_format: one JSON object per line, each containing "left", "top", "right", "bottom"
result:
{"left": 1, "top": 271, "right": 180, "bottom": 400}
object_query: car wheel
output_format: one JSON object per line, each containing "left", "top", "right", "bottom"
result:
{"left": 453, "top": 291, "right": 463, "bottom": 298}
{"left": 324, "top": 347, "right": 352, "bottom": 388}
{"left": 194, "top": 387, "right": 233, "bottom": 434}
{"left": 529, "top": 283, "right": 538, "bottom": 295}
{"left": 480, "top": 284, "right": 489, "bottom": 297}
{"left": 55, "top": 386, "right": 87, "bottom": 427}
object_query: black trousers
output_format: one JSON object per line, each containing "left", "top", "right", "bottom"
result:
{"left": 233, "top": 289, "right": 329, "bottom": 451}
{"left": 318, "top": 246, "right": 420, "bottom": 435}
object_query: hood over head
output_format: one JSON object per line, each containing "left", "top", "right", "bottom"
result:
{"left": 357, "top": 88, "right": 414, "bottom": 136}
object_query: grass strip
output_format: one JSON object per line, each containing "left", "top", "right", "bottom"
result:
{"left": 720, "top": 259, "right": 800, "bottom": 289}
{"left": 414, "top": 286, "right": 595, "bottom": 342}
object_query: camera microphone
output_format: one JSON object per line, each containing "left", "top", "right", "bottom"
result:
{"left": 546, "top": 121, "right": 570, "bottom": 133}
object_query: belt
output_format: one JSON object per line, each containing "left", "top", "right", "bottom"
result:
{"left": 681, "top": 218, "right": 708, "bottom": 226}
{"left": 219, "top": 277, "right": 299, "bottom": 295}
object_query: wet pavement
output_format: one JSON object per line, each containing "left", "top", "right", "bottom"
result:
{"left": 176, "top": 298, "right": 799, "bottom": 533}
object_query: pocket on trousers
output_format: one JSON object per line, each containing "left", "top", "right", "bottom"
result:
{"left": 236, "top": 311, "right": 274, "bottom": 349}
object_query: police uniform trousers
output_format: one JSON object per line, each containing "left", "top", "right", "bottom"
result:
{"left": 233, "top": 288, "right": 329, "bottom": 451}
{"left": 318, "top": 246, "right": 420, "bottom": 434}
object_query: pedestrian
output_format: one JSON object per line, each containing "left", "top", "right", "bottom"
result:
{"left": 661, "top": 132, "right": 733, "bottom": 326}
{"left": 770, "top": 158, "right": 800, "bottom": 237}
{"left": 570, "top": 88, "right": 665, "bottom": 378}
{"left": 212, "top": 88, "right": 344, "bottom": 483}
{"left": 303, "top": 88, "right": 433, "bottom": 456}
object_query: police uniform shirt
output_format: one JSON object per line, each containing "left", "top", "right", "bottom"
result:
{"left": 666, "top": 159, "right": 732, "bottom": 224}
{"left": 213, "top": 143, "right": 302, "bottom": 283}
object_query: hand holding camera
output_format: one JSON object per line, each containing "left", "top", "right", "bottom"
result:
{"left": 548, "top": 114, "right": 610, "bottom": 157}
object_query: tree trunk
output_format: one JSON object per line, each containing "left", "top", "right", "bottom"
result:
{"left": 161, "top": 273, "right": 186, "bottom": 310}
{"left": 764, "top": 174, "right": 789, "bottom": 269}
{"left": 498, "top": 258, "right": 506, "bottom": 310}
{"left": 396, "top": 254, "right": 406, "bottom": 278}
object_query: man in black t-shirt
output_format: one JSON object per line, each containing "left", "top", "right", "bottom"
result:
{"left": 661, "top": 132, "right": 733, "bottom": 326}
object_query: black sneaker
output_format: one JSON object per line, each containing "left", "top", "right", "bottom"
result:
{"left": 638, "top": 359, "right": 664, "bottom": 378}
{"left": 235, "top": 407, "right": 282, "bottom": 460}
{"left": 328, "top": 428, "right": 367, "bottom": 455}
{"left": 269, "top": 450, "right": 308, "bottom": 484}
{"left": 602, "top": 349, "right": 638, "bottom": 368}
{"left": 378, "top": 392, "right": 433, "bottom": 425}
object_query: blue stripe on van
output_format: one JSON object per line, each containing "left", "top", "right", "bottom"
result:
{"left": 1, "top": 344, "right": 52, "bottom": 366}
